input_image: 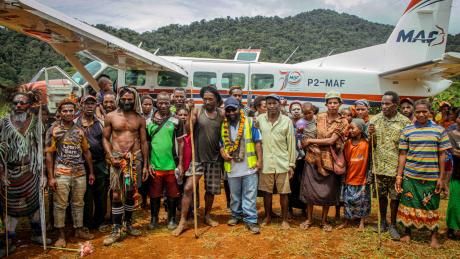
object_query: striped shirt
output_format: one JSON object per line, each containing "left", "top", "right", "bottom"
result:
{"left": 399, "top": 120, "right": 451, "bottom": 181}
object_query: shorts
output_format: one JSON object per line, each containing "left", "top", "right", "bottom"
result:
{"left": 185, "top": 162, "right": 222, "bottom": 195}
{"left": 374, "top": 175, "right": 399, "bottom": 200}
{"left": 258, "top": 172, "right": 291, "bottom": 194}
{"left": 149, "top": 170, "right": 180, "bottom": 198}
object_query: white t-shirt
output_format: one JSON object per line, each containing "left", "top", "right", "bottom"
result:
{"left": 228, "top": 124, "right": 258, "bottom": 178}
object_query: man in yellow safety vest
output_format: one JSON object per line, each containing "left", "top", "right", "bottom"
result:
{"left": 220, "top": 96, "right": 263, "bottom": 234}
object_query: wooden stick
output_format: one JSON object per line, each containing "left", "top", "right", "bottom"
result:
{"left": 189, "top": 89, "right": 199, "bottom": 239}
{"left": 371, "top": 135, "right": 382, "bottom": 249}
{"left": 5, "top": 183, "right": 8, "bottom": 257}
{"left": 38, "top": 105, "right": 47, "bottom": 251}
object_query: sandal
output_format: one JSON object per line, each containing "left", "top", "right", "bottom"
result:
{"left": 321, "top": 224, "right": 333, "bottom": 232}
{"left": 300, "top": 221, "right": 312, "bottom": 230}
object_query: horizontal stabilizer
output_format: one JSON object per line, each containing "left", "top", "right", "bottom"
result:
{"left": 379, "top": 52, "right": 460, "bottom": 80}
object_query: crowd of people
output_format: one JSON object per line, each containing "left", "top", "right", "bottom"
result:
{"left": 0, "top": 78, "right": 459, "bottom": 255}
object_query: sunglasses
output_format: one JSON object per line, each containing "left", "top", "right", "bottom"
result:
{"left": 12, "top": 100, "right": 30, "bottom": 105}
{"left": 225, "top": 108, "right": 237, "bottom": 112}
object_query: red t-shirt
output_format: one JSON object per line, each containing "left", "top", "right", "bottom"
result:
{"left": 344, "top": 138, "right": 369, "bottom": 185}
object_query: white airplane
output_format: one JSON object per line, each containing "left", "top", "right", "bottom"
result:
{"left": 0, "top": 0, "right": 459, "bottom": 108}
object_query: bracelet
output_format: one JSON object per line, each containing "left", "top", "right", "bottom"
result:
{"left": 396, "top": 175, "right": 403, "bottom": 179}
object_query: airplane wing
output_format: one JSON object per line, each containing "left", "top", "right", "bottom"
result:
{"left": 379, "top": 52, "right": 460, "bottom": 80}
{"left": 0, "top": 0, "right": 188, "bottom": 89}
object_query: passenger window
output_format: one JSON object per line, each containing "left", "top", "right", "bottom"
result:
{"left": 251, "top": 74, "right": 274, "bottom": 89}
{"left": 125, "top": 70, "right": 146, "bottom": 86}
{"left": 222, "top": 73, "right": 245, "bottom": 89}
{"left": 158, "top": 71, "right": 188, "bottom": 87}
{"left": 193, "top": 72, "right": 217, "bottom": 88}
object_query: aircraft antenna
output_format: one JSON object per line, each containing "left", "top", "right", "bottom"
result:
{"left": 319, "top": 49, "right": 335, "bottom": 67}
{"left": 138, "top": 42, "right": 143, "bottom": 48}
{"left": 153, "top": 48, "right": 160, "bottom": 55}
{"left": 283, "top": 46, "right": 299, "bottom": 64}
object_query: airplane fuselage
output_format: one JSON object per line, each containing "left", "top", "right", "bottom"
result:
{"left": 130, "top": 56, "right": 447, "bottom": 107}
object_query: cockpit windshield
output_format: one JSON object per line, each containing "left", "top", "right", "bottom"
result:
{"left": 71, "top": 61, "right": 102, "bottom": 85}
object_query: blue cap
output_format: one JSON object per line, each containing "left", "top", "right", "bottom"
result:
{"left": 224, "top": 96, "right": 240, "bottom": 109}
{"left": 265, "top": 94, "right": 281, "bottom": 102}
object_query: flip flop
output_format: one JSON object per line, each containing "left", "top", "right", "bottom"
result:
{"left": 300, "top": 221, "right": 312, "bottom": 230}
{"left": 321, "top": 224, "right": 333, "bottom": 232}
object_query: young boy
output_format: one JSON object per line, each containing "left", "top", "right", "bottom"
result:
{"left": 46, "top": 99, "right": 95, "bottom": 247}
{"left": 301, "top": 102, "right": 326, "bottom": 176}
{"left": 338, "top": 118, "right": 371, "bottom": 230}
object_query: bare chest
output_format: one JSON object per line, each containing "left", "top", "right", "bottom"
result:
{"left": 111, "top": 115, "right": 140, "bottom": 134}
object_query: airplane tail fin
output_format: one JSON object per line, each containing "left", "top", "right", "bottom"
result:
{"left": 384, "top": 0, "right": 453, "bottom": 70}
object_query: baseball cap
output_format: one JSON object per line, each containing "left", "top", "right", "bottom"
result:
{"left": 265, "top": 94, "right": 281, "bottom": 102}
{"left": 325, "top": 91, "right": 342, "bottom": 103}
{"left": 81, "top": 95, "right": 97, "bottom": 103}
{"left": 400, "top": 97, "right": 414, "bottom": 106}
{"left": 224, "top": 96, "right": 240, "bottom": 109}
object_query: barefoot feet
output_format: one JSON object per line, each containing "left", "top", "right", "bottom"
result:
{"left": 261, "top": 217, "right": 271, "bottom": 226}
{"left": 54, "top": 238, "right": 66, "bottom": 248}
{"left": 172, "top": 221, "right": 188, "bottom": 237}
{"left": 400, "top": 235, "right": 411, "bottom": 243}
{"left": 281, "top": 221, "right": 290, "bottom": 230}
{"left": 430, "top": 233, "right": 441, "bottom": 249}
{"left": 204, "top": 215, "right": 219, "bottom": 227}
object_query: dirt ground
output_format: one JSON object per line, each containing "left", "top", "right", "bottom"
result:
{"left": 5, "top": 180, "right": 460, "bottom": 259}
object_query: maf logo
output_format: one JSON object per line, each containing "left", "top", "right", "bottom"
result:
{"left": 396, "top": 25, "right": 445, "bottom": 46}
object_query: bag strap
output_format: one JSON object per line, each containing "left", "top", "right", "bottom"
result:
{"left": 150, "top": 118, "right": 168, "bottom": 139}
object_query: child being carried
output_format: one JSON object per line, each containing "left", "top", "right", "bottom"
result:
{"left": 299, "top": 102, "right": 327, "bottom": 176}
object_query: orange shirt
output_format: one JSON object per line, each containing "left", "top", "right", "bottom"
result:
{"left": 344, "top": 138, "right": 369, "bottom": 186}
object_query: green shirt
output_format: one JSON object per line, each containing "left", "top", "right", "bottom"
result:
{"left": 369, "top": 112, "right": 411, "bottom": 177}
{"left": 147, "top": 118, "right": 178, "bottom": 170}
{"left": 257, "top": 113, "right": 296, "bottom": 174}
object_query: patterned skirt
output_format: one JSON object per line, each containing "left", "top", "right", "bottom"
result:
{"left": 343, "top": 184, "right": 371, "bottom": 219}
{"left": 0, "top": 164, "right": 40, "bottom": 217}
{"left": 397, "top": 176, "right": 440, "bottom": 231}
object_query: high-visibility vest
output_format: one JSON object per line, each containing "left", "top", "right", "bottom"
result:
{"left": 221, "top": 118, "right": 257, "bottom": 173}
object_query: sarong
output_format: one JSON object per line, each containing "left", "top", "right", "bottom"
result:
{"left": 109, "top": 150, "right": 143, "bottom": 200}
{"left": 397, "top": 176, "right": 440, "bottom": 231}
{"left": 446, "top": 179, "right": 460, "bottom": 230}
{"left": 300, "top": 162, "right": 340, "bottom": 206}
{"left": 343, "top": 184, "right": 371, "bottom": 219}
{"left": 0, "top": 164, "right": 40, "bottom": 217}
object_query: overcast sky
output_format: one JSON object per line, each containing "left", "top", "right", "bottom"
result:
{"left": 39, "top": 0, "right": 460, "bottom": 34}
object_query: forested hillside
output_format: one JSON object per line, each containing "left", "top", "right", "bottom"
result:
{"left": 1, "top": 9, "right": 459, "bottom": 88}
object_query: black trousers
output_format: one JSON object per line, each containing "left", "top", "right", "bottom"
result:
{"left": 84, "top": 160, "right": 109, "bottom": 229}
